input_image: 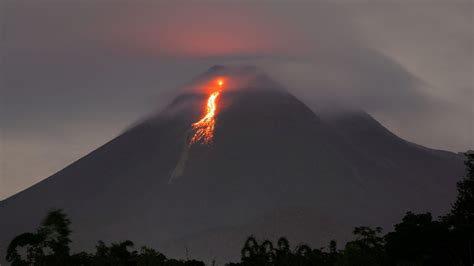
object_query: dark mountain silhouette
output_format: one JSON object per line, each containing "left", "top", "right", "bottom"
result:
{"left": 0, "top": 66, "right": 464, "bottom": 263}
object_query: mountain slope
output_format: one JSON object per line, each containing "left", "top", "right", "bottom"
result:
{"left": 0, "top": 66, "right": 464, "bottom": 263}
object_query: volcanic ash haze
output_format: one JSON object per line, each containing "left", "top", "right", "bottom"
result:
{"left": 0, "top": 65, "right": 465, "bottom": 263}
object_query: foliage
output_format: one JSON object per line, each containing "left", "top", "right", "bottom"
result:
{"left": 228, "top": 235, "right": 340, "bottom": 266}
{"left": 385, "top": 212, "right": 454, "bottom": 266}
{"left": 6, "top": 209, "right": 71, "bottom": 266}
{"left": 449, "top": 151, "right": 474, "bottom": 225}
{"left": 6, "top": 210, "right": 204, "bottom": 266}
{"left": 442, "top": 151, "right": 474, "bottom": 266}
{"left": 339, "top": 226, "right": 386, "bottom": 266}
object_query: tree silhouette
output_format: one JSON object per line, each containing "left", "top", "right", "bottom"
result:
{"left": 385, "top": 212, "right": 454, "bottom": 266}
{"left": 449, "top": 151, "right": 474, "bottom": 225}
{"left": 230, "top": 236, "right": 342, "bottom": 266}
{"left": 239, "top": 235, "right": 275, "bottom": 265}
{"left": 6, "top": 210, "right": 206, "bottom": 266}
{"left": 6, "top": 232, "right": 44, "bottom": 266}
{"left": 340, "top": 226, "right": 386, "bottom": 266}
{"left": 6, "top": 209, "right": 71, "bottom": 266}
{"left": 92, "top": 240, "right": 137, "bottom": 266}
{"left": 136, "top": 247, "right": 167, "bottom": 266}
{"left": 443, "top": 151, "right": 474, "bottom": 266}
{"left": 39, "top": 209, "right": 72, "bottom": 260}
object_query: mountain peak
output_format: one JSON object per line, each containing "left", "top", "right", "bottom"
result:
{"left": 186, "top": 65, "right": 285, "bottom": 94}
{"left": 166, "top": 65, "right": 286, "bottom": 115}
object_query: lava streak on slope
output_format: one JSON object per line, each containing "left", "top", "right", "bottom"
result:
{"left": 169, "top": 78, "right": 225, "bottom": 183}
{"left": 189, "top": 78, "right": 224, "bottom": 145}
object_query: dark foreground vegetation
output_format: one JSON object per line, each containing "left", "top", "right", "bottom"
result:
{"left": 6, "top": 152, "right": 473, "bottom": 266}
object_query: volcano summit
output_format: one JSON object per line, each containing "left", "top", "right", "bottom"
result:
{"left": 0, "top": 66, "right": 464, "bottom": 263}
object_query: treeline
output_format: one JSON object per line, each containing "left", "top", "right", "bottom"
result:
{"left": 6, "top": 209, "right": 205, "bottom": 266}
{"left": 6, "top": 152, "right": 473, "bottom": 266}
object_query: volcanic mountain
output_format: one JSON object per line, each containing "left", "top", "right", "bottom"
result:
{"left": 0, "top": 66, "right": 464, "bottom": 263}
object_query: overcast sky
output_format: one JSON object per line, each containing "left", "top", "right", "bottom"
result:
{"left": 1, "top": 0, "right": 473, "bottom": 200}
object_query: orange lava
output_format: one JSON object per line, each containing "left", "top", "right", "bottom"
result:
{"left": 189, "top": 79, "right": 224, "bottom": 145}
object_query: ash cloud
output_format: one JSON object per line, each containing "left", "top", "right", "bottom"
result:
{"left": 1, "top": 1, "right": 472, "bottom": 199}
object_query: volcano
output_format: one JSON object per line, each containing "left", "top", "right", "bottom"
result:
{"left": 0, "top": 66, "right": 464, "bottom": 263}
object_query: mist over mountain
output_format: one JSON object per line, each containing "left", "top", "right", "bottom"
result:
{"left": 0, "top": 66, "right": 464, "bottom": 263}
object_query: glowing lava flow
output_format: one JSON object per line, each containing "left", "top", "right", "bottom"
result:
{"left": 169, "top": 78, "right": 224, "bottom": 183}
{"left": 189, "top": 79, "right": 223, "bottom": 145}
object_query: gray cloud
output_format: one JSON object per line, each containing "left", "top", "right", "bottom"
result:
{"left": 1, "top": 1, "right": 472, "bottom": 199}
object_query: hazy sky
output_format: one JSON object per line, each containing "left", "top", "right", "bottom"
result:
{"left": 1, "top": 1, "right": 473, "bottom": 200}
